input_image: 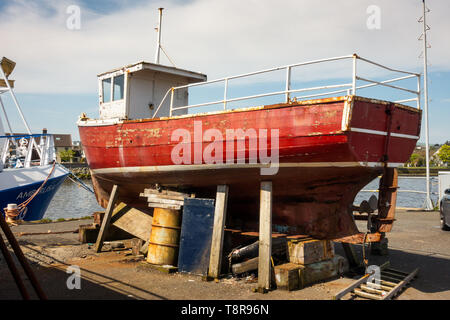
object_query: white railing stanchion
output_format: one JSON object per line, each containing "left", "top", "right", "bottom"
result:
{"left": 169, "top": 88, "right": 174, "bottom": 117}
{"left": 285, "top": 66, "right": 291, "bottom": 103}
{"left": 352, "top": 54, "right": 357, "bottom": 95}
{"left": 224, "top": 78, "right": 228, "bottom": 110}
{"left": 417, "top": 74, "right": 421, "bottom": 110}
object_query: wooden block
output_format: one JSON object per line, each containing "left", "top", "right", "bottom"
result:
{"left": 274, "top": 263, "right": 301, "bottom": 291}
{"left": 111, "top": 202, "right": 153, "bottom": 241}
{"left": 148, "top": 203, "right": 181, "bottom": 210}
{"left": 141, "top": 189, "right": 191, "bottom": 198}
{"left": 287, "top": 239, "right": 334, "bottom": 265}
{"left": 298, "top": 255, "right": 348, "bottom": 288}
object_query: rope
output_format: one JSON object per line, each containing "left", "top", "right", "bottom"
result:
{"left": 67, "top": 172, "right": 94, "bottom": 194}
{"left": 3, "top": 161, "right": 57, "bottom": 224}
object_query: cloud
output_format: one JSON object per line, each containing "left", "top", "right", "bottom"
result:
{"left": 1, "top": 0, "right": 449, "bottom": 94}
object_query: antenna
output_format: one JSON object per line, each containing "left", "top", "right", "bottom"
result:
{"left": 419, "top": 0, "right": 433, "bottom": 210}
{"left": 154, "top": 8, "right": 163, "bottom": 64}
{"left": 153, "top": 8, "right": 176, "bottom": 67}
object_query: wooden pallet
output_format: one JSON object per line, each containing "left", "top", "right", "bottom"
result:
{"left": 139, "top": 188, "right": 194, "bottom": 210}
{"left": 334, "top": 264, "right": 419, "bottom": 300}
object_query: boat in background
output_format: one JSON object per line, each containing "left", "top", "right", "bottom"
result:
{"left": 0, "top": 57, "right": 69, "bottom": 222}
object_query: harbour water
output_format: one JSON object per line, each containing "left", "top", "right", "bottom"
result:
{"left": 44, "top": 176, "right": 440, "bottom": 220}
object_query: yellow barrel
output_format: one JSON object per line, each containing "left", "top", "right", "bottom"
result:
{"left": 147, "top": 208, "right": 181, "bottom": 266}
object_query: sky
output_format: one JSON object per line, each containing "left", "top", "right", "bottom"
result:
{"left": 0, "top": 0, "right": 449, "bottom": 143}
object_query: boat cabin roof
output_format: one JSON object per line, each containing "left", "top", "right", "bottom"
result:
{"left": 97, "top": 61, "right": 207, "bottom": 82}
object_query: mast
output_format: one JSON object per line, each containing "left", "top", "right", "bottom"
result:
{"left": 154, "top": 8, "right": 163, "bottom": 64}
{"left": 421, "top": 0, "right": 433, "bottom": 210}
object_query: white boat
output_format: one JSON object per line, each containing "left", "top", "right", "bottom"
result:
{"left": 0, "top": 57, "right": 69, "bottom": 221}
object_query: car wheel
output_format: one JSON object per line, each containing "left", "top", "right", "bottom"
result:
{"left": 441, "top": 211, "right": 450, "bottom": 231}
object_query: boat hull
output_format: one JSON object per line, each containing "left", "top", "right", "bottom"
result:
{"left": 0, "top": 164, "right": 69, "bottom": 221}
{"left": 79, "top": 96, "right": 421, "bottom": 239}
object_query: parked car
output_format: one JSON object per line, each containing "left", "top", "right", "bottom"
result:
{"left": 440, "top": 188, "right": 450, "bottom": 231}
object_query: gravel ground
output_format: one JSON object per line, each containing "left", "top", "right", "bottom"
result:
{"left": 0, "top": 209, "right": 449, "bottom": 300}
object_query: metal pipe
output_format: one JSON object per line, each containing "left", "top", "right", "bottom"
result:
{"left": 356, "top": 56, "right": 420, "bottom": 76}
{"left": 169, "top": 88, "right": 174, "bottom": 117}
{"left": 171, "top": 83, "right": 352, "bottom": 111}
{"left": 152, "top": 88, "right": 171, "bottom": 118}
{"left": 0, "top": 213, "right": 47, "bottom": 299}
{"left": 172, "top": 54, "right": 355, "bottom": 91}
{"left": 394, "top": 98, "right": 418, "bottom": 104}
{"left": 352, "top": 55, "right": 357, "bottom": 95}
{"left": 0, "top": 233, "right": 30, "bottom": 299}
{"left": 223, "top": 78, "right": 228, "bottom": 110}
{"left": 0, "top": 66, "right": 32, "bottom": 134}
{"left": 422, "top": 0, "right": 433, "bottom": 210}
{"left": 285, "top": 66, "right": 291, "bottom": 102}
{"left": 356, "top": 76, "right": 418, "bottom": 95}
{"left": 154, "top": 8, "right": 163, "bottom": 64}
{"left": 0, "top": 95, "right": 15, "bottom": 136}
{"left": 417, "top": 74, "right": 421, "bottom": 110}
{"left": 355, "top": 74, "right": 418, "bottom": 91}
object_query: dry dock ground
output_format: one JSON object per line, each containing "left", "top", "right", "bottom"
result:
{"left": 0, "top": 208, "right": 449, "bottom": 300}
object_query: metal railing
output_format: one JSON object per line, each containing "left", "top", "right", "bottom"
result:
{"left": 1, "top": 133, "right": 56, "bottom": 168}
{"left": 152, "top": 53, "right": 421, "bottom": 118}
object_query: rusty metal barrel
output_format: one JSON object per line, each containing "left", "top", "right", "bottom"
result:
{"left": 147, "top": 208, "right": 181, "bottom": 265}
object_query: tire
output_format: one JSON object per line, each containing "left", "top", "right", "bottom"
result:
{"left": 440, "top": 209, "right": 450, "bottom": 231}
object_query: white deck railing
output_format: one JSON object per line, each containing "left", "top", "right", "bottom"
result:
{"left": 0, "top": 133, "right": 56, "bottom": 168}
{"left": 152, "top": 53, "right": 421, "bottom": 118}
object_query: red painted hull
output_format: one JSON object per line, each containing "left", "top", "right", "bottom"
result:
{"left": 78, "top": 96, "right": 421, "bottom": 239}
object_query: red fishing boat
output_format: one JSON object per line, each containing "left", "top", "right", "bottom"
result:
{"left": 78, "top": 50, "right": 422, "bottom": 242}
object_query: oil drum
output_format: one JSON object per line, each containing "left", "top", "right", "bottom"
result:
{"left": 147, "top": 208, "right": 181, "bottom": 265}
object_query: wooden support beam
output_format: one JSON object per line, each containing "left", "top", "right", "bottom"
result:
{"left": 208, "top": 185, "right": 229, "bottom": 279}
{"left": 258, "top": 181, "right": 273, "bottom": 291}
{"left": 94, "top": 185, "right": 119, "bottom": 253}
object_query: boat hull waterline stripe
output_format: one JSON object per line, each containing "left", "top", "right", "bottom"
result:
{"left": 92, "top": 162, "right": 404, "bottom": 175}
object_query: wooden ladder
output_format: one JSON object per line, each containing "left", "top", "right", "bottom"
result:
{"left": 334, "top": 264, "right": 419, "bottom": 300}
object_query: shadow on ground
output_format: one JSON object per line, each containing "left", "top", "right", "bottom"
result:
{"left": 335, "top": 243, "right": 450, "bottom": 296}
{"left": 0, "top": 243, "right": 168, "bottom": 300}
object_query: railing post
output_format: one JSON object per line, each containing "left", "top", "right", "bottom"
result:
{"left": 352, "top": 54, "right": 357, "bottom": 95}
{"left": 417, "top": 74, "right": 421, "bottom": 110}
{"left": 24, "top": 137, "right": 33, "bottom": 167}
{"left": 285, "top": 66, "right": 291, "bottom": 103}
{"left": 1, "top": 138, "right": 10, "bottom": 164}
{"left": 223, "top": 78, "right": 228, "bottom": 110}
{"left": 169, "top": 88, "right": 174, "bottom": 117}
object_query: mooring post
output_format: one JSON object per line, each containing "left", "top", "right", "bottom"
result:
{"left": 208, "top": 185, "right": 229, "bottom": 280}
{"left": 95, "top": 184, "right": 120, "bottom": 253}
{"left": 258, "top": 181, "right": 273, "bottom": 291}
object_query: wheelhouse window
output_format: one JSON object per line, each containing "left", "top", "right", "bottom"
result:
{"left": 113, "top": 75, "right": 124, "bottom": 101}
{"left": 102, "top": 78, "right": 111, "bottom": 103}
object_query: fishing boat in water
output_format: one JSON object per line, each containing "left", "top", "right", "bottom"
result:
{"left": 0, "top": 57, "right": 69, "bottom": 222}
{"left": 78, "top": 14, "right": 422, "bottom": 242}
